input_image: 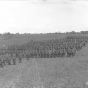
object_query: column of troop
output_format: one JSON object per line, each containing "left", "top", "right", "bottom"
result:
{"left": 0, "top": 35, "right": 88, "bottom": 68}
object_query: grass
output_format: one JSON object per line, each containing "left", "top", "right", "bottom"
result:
{"left": 0, "top": 33, "right": 66, "bottom": 49}
{"left": 0, "top": 33, "right": 88, "bottom": 49}
{"left": 0, "top": 33, "right": 88, "bottom": 88}
{"left": 0, "top": 56, "right": 88, "bottom": 88}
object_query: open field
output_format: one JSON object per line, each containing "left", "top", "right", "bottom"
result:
{"left": 0, "top": 33, "right": 88, "bottom": 88}
{"left": 0, "top": 33, "right": 66, "bottom": 49}
{"left": 0, "top": 52, "right": 88, "bottom": 88}
{"left": 0, "top": 33, "right": 88, "bottom": 49}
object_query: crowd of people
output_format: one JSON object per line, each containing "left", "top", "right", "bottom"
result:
{"left": 0, "top": 35, "right": 88, "bottom": 68}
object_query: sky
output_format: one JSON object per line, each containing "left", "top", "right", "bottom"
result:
{"left": 0, "top": 0, "right": 88, "bottom": 34}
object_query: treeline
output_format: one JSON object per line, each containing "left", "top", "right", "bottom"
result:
{"left": 1, "top": 31, "right": 88, "bottom": 35}
{"left": 0, "top": 35, "right": 88, "bottom": 68}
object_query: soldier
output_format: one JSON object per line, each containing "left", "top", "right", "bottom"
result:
{"left": 25, "top": 50, "right": 30, "bottom": 60}
{"left": 66, "top": 48, "right": 72, "bottom": 57}
{"left": 0, "top": 58, "right": 4, "bottom": 68}
{"left": 5, "top": 53, "right": 12, "bottom": 65}
{"left": 71, "top": 47, "right": 76, "bottom": 57}
{"left": 36, "top": 48, "right": 40, "bottom": 58}
{"left": 62, "top": 48, "right": 66, "bottom": 57}
{"left": 75, "top": 43, "right": 82, "bottom": 51}
{"left": 33, "top": 49, "right": 37, "bottom": 58}
{"left": 44, "top": 49, "right": 47, "bottom": 58}
{"left": 18, "top": 51, "right": 23, "bottom": 63}
{"left": 33, "top": 49, "right": 36, "bottom": 58}
{"left": 49, "top": 49, "right": 53, "bottom": 58}
{"left": 30, "top": 49, "right": 34, "bottom": 58}
{"left": 58, "top": 48, "right": 63, "bottom": 57}
{"left": 0, "top": 55, "right": 4, "bottom": 68}
{"left": 48, "top": 49, "right": 53, "bottom": 58}
{"left": 51, "top": 48, "right": 56, "bottom": 58}
{"left": 46, "top": 49, "right": 50, "bottom": 58}
{"left": 40, "top": 49, "right": 44, "bottom": 58}
{"left": 0, "top": 55, "right": 6, "bottom": 67}
{"left": 12, "top": 53, "right": 16, "bottom": 65}
{"left": 81, "top": 40, "right": 86, "bottom": 47}
{"left": 38, "top": 49, "right": 42, "bottom": 58}
{"left": 38, "top": 49, "right": 41, "bottom": 58}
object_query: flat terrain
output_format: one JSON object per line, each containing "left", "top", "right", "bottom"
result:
{"left": 0, "top": 33, "right": 88, "bottom": 88}
{"left": 0, "top": 33, "right": 66, "bottom": 49}
{"left": 0, "top": 33, "right": 88, "bottom": 49}
{"left": 0, "top": 54, "right": 88, "bottom": 88}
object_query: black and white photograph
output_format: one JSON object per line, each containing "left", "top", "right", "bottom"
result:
{"left": 0, "top": 0, "right": 88, "bottom": 88}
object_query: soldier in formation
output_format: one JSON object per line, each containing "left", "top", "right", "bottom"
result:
{"left": 0, "top": 35, "right": 88, "bottom": 68}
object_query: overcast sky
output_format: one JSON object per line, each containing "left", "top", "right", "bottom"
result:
{"left": 0, "top": 0, "right": 88, "bottom": 34}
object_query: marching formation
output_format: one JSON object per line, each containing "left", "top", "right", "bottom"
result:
{"left": 0, "top": 35, "right": 88, "bottom": 68}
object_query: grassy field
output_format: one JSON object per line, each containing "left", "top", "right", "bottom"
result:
{"left": 0, "top": 33, "right": 88, "bottom": 49}
{"left": 0, "top": 53, "right": 88, "bottom": 88}
{"left": 0, "top": 33, "right": 88, "bottom": 88}
{"left": 0, "top": 33, "right": 66, "bottom": 49}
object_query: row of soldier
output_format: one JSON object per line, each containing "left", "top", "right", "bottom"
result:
{"left": 0, "top": 35, "right": 88, "bottom": 68}
{"left": 0, "top": 53, "right": 23, "bottom": 68}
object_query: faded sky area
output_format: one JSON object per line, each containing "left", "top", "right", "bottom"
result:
{"left": 0, "top": 0, "right": 88, "bottom": 34}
